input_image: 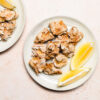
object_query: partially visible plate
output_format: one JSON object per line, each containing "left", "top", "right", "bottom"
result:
{"left": 23, "top": 16, "right": 98, "bottom": 91}
{"left": 0, "top": 0, "right": 25, "bottom": 52}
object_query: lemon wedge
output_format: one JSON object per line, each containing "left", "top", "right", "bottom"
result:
{"left": 58, "top": 67, "right": 91, "bottom": 87}
{"left": 0, "top": 0, "right": 15, "bottom": 9}
{"left": 71, "top": 42, "right": 94, "bottom": 70}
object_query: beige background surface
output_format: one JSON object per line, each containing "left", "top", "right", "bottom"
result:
{"left": 0, "top": 0, "right": 100, "bottom": 100}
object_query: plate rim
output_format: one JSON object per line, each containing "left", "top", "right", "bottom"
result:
{"left": 0, "top": 0, "right": 25, "bottom": 52}
{"left": 23, "top": 16, "right": 99, "bottom": 91}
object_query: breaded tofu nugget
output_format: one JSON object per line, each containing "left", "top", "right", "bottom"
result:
{"left": 29, "top": 57, "right": 46, "bottom": 74}
{"left": 32, "top": 44, "right": 46, "bottom": 58}
{"left": 49, "top": 20, "right": 67, "bottom": 35}
{"left": 43, "top": 63, "right": 62, "bottom": 75}
{"left": 46, "top": 41, "right": 60, "bottom": 59}
{"left": 53, "top": 54, "right": 68, "bottom": 68}
{"left": 34, "top": 28, "right": 54, "bottom": 43}
{"left": 61, "top": 42, "right": 75, "bottom": 58}
{"left": 68, "top": 26, "right": 83, "bottom": 43}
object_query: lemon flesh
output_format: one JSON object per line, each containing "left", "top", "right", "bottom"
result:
{"left": 71, "top": 42, "right": 94, "bottom": 70}
{"left": 0, "top": 0, "right": 15, "bottom": 9}
{"left": 58, "top": 67, "right": 90, "bottom": 87}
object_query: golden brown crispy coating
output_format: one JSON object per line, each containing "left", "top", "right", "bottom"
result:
{"left": 0, "top": 9, "right": 18, "bottom": 41}
{"left": 32, "top": 44, "right": 46, "bottom": 58}
{"left": 29, "top": 57, "right": 46, "bottom": 74}
{"left": 0, "top": 20, "right": 16, "bottom": 40}
{"left": 34, "top": 28, "right": 54, "bottom": 43}
{"left": 29, "top": 57, "right": 62, "bottom": 75}
{"left": 0, "top": 29, "right": 13, "bottom": 40}
{"left": 53, "top": 54, "right": 68, "bottom": 68}
{"left": 49, "top": 20, "right": 67, "bottom": 35}
{"left": 29, "top": 57, "right": 40, "bottom": 74}
{"left": 46, "top": 41, "right": 60, "bottom": 59}
{"left": 55, "top": 33, "right": 70, "bottom": 43}
{"left": 43, "top": 63, "right": 62, "bottom": 75}
{"left": 0, "top": 20, "right": 16, "bottom": 30}
{"left": 0, "top": 9, "right": 18, "bottom": 21}
{"left": 61, "top": 42, "right": 75, "bottom": 58}
{"left": 68, "top": 26, "right": 83, "bottom": 43}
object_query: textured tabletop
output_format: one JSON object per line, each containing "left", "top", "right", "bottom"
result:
{"left": 0, "top": 0, "right": 100, "bottom": 100}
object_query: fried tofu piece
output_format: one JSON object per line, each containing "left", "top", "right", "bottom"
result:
{"left": 61, "top": 42, "right": 75, "bottom": 58}
{"left": 0, "top": 9, "right": 18, "bottom": 41}
{"left": 0, "top": 29, "right": 13, "bottom": 40}
{"left": 34, "top": 28, "right": 54, "bottom": 43}
{"left": 29, "top": 57, "right": 46, "bottom": 74}
{"left": 55, "top": 33, "right": 70, "bottom": 43}
{"left": 53, "top": 54, "right": 68, "bottom": 68}
{"left": 0, "top": 20, "right": 16, "bottom": 40}
{"left": 46, "top": 41, "right": 60, "bottom": 59}
{"left": 43, "top": 63, "right": 62, "bottom": 75}
{"left": 49, "top": 20, "right": 67, "bottom": 35}
{"left": 68, "top": 26, "right": 83, "bottom": 43}
{"left": 29, "top": 57, "right": 62, "bottom": 75}
{"left": 0, "top": 9, "right": 18, "bottom": 21}
{"left": 32, "top": 44, "right": 46, "bottom": 58}
{"left": 0, "top": 20, "right": 16, "bottom": 30}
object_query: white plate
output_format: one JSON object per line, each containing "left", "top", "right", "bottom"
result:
{"left": 23, "top": 16, "right": 98, "bottom": 91}
{"left": 0, "top": 0, "right": 25, "bottom": 52}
